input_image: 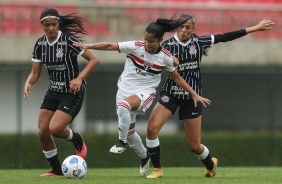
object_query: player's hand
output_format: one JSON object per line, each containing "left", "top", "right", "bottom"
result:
{"left": 70, "top": 77, "right": 82, "bottom": 95}
{"left": 191, "top": 94, "right": 211, "bottom": 107}
{"left": 73, "top": 42, "right": 89, "bottom": 50}
{"left": 256, "top": 20, "right": 275, "bottom": 31}
{"left": 172, "top": 56, "right": 179, "bottom": 68}
{"left": 23, "top": 83, "right": 31, "bottom": 99}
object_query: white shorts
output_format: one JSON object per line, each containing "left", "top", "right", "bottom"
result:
{"left": 116, "top": 89, "right": 156, "bottom": 116}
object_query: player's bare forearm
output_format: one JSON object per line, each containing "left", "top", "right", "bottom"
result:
{"left": 246, "top": 20, "right": 274, "bottom": 33}
{"left": 169, "top": 70, "right": 197, "bottom": 96}
{"left": 73, "top": 42, "right": 118, "bottom": 51}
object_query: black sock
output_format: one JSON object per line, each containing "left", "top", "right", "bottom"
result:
{"left": 148, "top": 146, "right": 161, "bottom": 168}
{"left": 47, "top": 154, "right": 63, "bottom": 175}
{"left": 71, "top": 132, "right": 83, "bottom": 152}
{"left": 201, "top": 154, "right": 214, "bottom": 170}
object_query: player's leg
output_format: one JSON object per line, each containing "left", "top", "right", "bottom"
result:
{"left": 183, "top": 116, "right": 218, "bottom": 177}
{"left": 57, "top": 91, "right": 87, "bottom": 159}
{"left": 38, "top": 108, "right": 63, "bottom": 176}
{"left": 38, "top": 91, "right": 63, "bottom": 176}
{"left": 126, "top": 122, "right": 150, "bottom": 176}
{"left": 110, "top": 92, "right": 141, "bottom": 154}
{"left": 146, "top": 102, "right": 172, "bottom": 178}
{"left": 126, "top": 92, "right": 155, "bottom": 176}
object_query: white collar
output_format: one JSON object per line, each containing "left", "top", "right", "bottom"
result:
{"left": 174, "top": 33, "right": 191, "bottom": 47}
{"left": 46, "top": 30, "right": 62, "bottom": 46}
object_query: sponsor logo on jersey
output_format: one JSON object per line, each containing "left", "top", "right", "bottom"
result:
{"left": 58, "top": 41, "right": 67, "bottom": 45}
{"left": 56, "top": 48, "right": 64, "bottom": 58}
{"left": 135, "top": 68, "right": 154, "bottom": 76}
{"left": 38, "top": 41, "right": 47, "bottom": 46}
{"left": 192, "top": 38, "right": 198, "bottom": 42}
{"left": 167, "top": 41, "right": 179, "bottom": 46}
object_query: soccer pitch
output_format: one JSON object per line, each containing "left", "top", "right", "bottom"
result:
{"left": 2, "top": 167, "right": 281, "bottom": 184}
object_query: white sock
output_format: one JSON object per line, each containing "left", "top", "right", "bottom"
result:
{"left": 66, "top": 128, "right": 73, "bottom": 141}
{"left": 127, "top": 129, "right": 147, "bottom": 159}
{"left": 43, "top": 148, "right": 57, "bottom": 159}
{"left": 146, "top": 137, "right": 160, "bottom": 148}
{"left": 195, "top": 144, "right": 209, "bottom": 160}
{"left": 117, "top": 100, "right": 131, "bottom": 143}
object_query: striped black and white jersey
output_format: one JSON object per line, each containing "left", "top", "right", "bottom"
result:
{"left": 161, "top": 29, "right": 247, "bottom": 100}
{"left": 161, "top": 33, "right": 213, "bottom": 100}
{"left": 31, "top": 31, "right": 86, "bottom": 93}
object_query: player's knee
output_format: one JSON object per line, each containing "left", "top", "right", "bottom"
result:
{"left": 117, "top": 100, "right": 131, "bottom": 116}
{"left": 147, "top": 126, "right": 159, "bottom": 139}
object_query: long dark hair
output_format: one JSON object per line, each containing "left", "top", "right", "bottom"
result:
{"left": 145, "top": 14, "right": 188, "bottom": 40}
{"left": 40, "top": 8, "right": 88, "bottom": 37}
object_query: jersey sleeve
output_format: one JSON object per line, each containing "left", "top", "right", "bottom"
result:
{"left": 197, "top": 35, "right": 214, "bottom": 50}
{"left": 164, "top": 54, "right": 176, "bottom": 73}
{"left": 68, "top": 36, "right": 85, "bottom": 56}
{"left": 31, "top": 39, "right": 43, "bottom": 62}
{"left": 118, "top": 41, "right": 136, "bottom": 54}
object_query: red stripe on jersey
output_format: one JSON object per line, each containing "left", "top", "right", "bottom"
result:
{"left": 135, "top": 41, "right": 145, "bottom": 47}
{"left": 142, "top": 93, "right": 156, "bottom": 109}
{"left": 128, "top": 54, "right": 164, "bottom": 70}
{"left": 161, "top": 48, "right": 172, "bottom": 57}
{"left": 117, "top": 101, "right": 131, "bottom": 110}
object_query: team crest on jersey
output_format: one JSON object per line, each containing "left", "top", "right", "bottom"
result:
{"left": 189, "top": 45, "right": 197, "bottom": 55}
{"left": 143, "top": 60, "right": 153, "bottom": 70}
{"left": 161, "top": 95, "right": 169, "bottom": 103}
{"left": 56, "top": 48, "right": 64, "bottom": 58}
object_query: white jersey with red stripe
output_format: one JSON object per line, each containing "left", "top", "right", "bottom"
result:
{"left": 117, "top": 40, "right": 175, "bottom": 97}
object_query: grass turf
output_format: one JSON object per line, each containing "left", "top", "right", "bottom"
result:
{"left": 1, "top": 167, "right": 281, "bottom": 184}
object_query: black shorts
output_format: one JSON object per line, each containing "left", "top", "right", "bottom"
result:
{"left": 40, "top": 90, "right": 84, "bottom": 119}
{"left": 158, "top": 92, "right": 202, "bottom": 120}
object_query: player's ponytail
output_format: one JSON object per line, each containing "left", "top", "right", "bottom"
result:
{"left": 145, "top": 13, "right": 187, "bottom": 40}
{"left": 40, "top": 8, "right": 88, "bottom": 37}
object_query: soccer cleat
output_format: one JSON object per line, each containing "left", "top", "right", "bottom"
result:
{"left": 76, "top": 139, "right": 87, "bottom": 159}
{"left": 109, "top": 140, "right": 126, "bottom": 155}
{"left": 140, "top": 155, "right": 150, "bottom": 176}
{"left": 205, "top": 157, "right": 218, "bottom": 177}
{"left": 40, "top": 170, "right": 63, "bottom": 177}
{"left": 146, "top": 168, "right": 163, "bottom": 178}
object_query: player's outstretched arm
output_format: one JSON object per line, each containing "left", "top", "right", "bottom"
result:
{"left": 246, "top": 20, "right": 274, "bottom": 33}
{"left": 73, "top": 42, "right": 118, "bottom": 51}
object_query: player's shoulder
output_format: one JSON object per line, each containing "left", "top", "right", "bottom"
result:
{"left": 193, "top": 34, "right": 212, "bottom": 42}
{"left": 134, "top": 40, "right": 145, "bottom": 47}
{"left": 162, "top": 37, "right": 175, "bottom": 45}
{"left": 34, "top": 35, "right": 47, "bottom": 46}
{"left": 160, "top": 47, "right": 172, "bottom": 57}
{"left": 63, "top": 32, "right": 80, "bottom": 43}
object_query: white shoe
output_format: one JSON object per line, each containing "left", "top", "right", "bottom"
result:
{"left": 109, "top": 140, "right": 126, "bottom": 155}
{"left": 140, "top": 155, "right": 150, "bottom": 176}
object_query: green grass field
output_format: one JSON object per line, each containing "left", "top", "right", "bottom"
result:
{"left": 2, "top": 167, "right": 282, "bottom": 184}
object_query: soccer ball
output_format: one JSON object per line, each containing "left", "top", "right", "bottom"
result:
{"left": 62, "top": 155, "right": 87, "bottom": 179}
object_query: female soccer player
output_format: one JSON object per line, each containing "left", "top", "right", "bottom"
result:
{"left": 23, "top": 8, "right": 99, "bottom": 176}
{"left": 73, "top": 15, "right": 211, "bottom": 176}
{"left": 145, "top": 13, "right": 274, "bottom": 178}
